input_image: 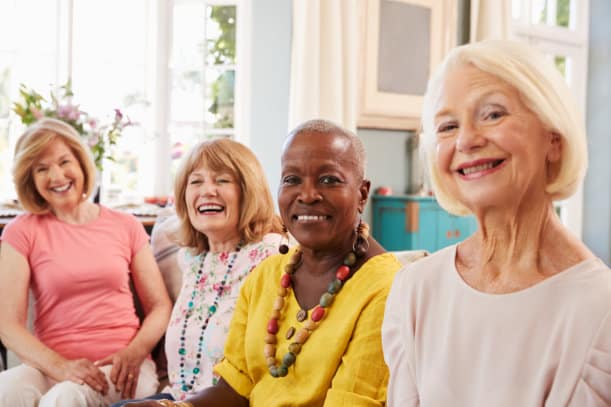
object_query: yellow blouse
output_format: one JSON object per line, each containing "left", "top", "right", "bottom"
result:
{"left": 214, "top": 250, "right": 401, "bottom": 407}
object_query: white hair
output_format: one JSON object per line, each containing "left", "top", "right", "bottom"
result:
{"left": 421, "top": 40, "right": 587, "bottom": 215}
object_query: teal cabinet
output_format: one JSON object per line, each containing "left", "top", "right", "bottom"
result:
{"left": 372, "top": 195, "right": 477, "bottom": 252}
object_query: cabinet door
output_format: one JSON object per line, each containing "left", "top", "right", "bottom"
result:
{"left": 436, "top": 211, "right": 476, "bottom": 249}
{"left": 374, "top": 204, "right": 412, "bottom": 251}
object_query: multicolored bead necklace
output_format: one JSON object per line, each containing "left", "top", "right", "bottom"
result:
{"left": 178, "top": 243, "right": 242, "bottom": 392}
{"left": 264, "top": 247, "right": 358, "bottom": 378}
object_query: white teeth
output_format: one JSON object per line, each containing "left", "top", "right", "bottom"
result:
{"left": 462, "top": 162, "right": 495, "bottom": 175}
{"left": 51, "top": 184, "right": 71, "bottom": 192}
{"left": 296, "top": 215, "right": 327, "bottom": 221}
{"left": 198, "top": 204, "right": 223, "bottom": 212}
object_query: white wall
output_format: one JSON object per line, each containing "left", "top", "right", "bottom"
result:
{"left": 584, "top": 0, "right": 611, "bottom": 264}
{"left": 248, "top": 0, "right": 293, "bottom": 204}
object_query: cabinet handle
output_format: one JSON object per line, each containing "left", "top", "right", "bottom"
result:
{"left": 454, "top": 229, "right": 460, "bottom": 238}
{"left": 446, "top": 230, "right": 452, "bottom": 238}
{"left": 405, "top": 202, "right": 419, "bottom": 233}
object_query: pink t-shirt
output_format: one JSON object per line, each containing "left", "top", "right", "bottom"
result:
{"left": 1, "top": 205, "right": 148, "bottom": 362}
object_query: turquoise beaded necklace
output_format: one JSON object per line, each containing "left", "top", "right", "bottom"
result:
{"left": 178, "top": 243, "right": 242, "bottom": 393}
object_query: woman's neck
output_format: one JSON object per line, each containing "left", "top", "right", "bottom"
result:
{"left": 51, "top": 201, "right": 99, "bottom": 225}
{"left": 458, "top": 197, "right": 592, "bottom": 292}
{"left": 207, "top": 233, "right": 241, "bottom": 253}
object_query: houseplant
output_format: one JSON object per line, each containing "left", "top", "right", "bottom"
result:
{"left": 12, "top": 80, "right": 133, "bottom": 173}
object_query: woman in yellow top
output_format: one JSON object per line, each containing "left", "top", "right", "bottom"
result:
{"left": 124, "top": 119, "right": 401, "bottom": 407}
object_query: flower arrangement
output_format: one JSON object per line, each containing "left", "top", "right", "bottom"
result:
{"left": 12, "top": 81, "right": 133, "bottom": 172}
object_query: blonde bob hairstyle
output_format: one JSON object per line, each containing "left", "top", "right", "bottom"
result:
{"left": 421, "top": 39, "right": 587, "bottom": 215}
{"left": 13, "top": 117, "right": 97, "bottom": 214}
{"left": 174, "top": 138, "right": 283, "bottom": 253}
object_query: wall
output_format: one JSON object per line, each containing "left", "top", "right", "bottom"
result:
{"left": 583, "top": 0, "right": 611, "bottom": 264}
{"left": 358, "top": 128, "right": 414, "bottom": 225}
{"left": 248, "top": 0, "right": 293, "bottom": 201}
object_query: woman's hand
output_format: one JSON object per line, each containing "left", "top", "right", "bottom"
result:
{"left": 59, "top": 358, "right": 109, "bottom": 395}
{"left": 94, "top": 346, "right": 146, "bottom": 399}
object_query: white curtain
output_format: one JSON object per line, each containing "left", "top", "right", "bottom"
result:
{"left": 288, "top": 0, "right": 360, "bottom": 132}
{"left": 470, "top": 0, "right": 512, "bottom": 41}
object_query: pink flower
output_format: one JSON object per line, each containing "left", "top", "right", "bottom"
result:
{"left": 57, "top": 104, "right": 80, "bottom": 121}
{"left": 88, "top": 118, "right": 98, "bottom": 129}
{"left": 30, "top": 106, "right": 44, "bottom": 119}
{"left": 114, "top": 108, "right": 123, "bottom": 121}
{"left": 88, "top": 133, "right": 100, "bottom": 147}
{"left": 219, "top": 252, "right": 229, "bottom": 263}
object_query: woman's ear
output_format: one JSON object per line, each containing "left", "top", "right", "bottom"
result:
{"left": 358, "top": 179, "right": 371, "bottom": 213}
{"left": 547, "top": 131, "right": 562, "bottom": 163}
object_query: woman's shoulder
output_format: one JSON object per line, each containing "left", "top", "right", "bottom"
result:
{"left": 2, "top": 212, "right": 47, "bottom": 235}
{"left": 390, "top": 245, "right": 456, "bottom": 288}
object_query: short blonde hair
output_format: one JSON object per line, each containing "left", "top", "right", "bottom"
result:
{"left": 421, "top": 40, "right": 587, "bottom": 215}
{"left": 13, "top": 118, "right": 97, "bottom": 214}
{"left": 174, "top": 138, "right": 282, "bottom": 253}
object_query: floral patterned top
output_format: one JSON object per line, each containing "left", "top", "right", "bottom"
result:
{"left": 164, "top": 233, "right": 283, "bottom": 400}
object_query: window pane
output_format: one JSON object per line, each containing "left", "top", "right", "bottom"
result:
{"left": 556, "top": 0, "right": 570, "bottom": 28}
{"left": 554, "top": 55, "right": 567, "bottom": 77}
{"left": 531, "top": 0, "right": 571, "bottom": 28}
{"left": 205, "top": 68, "right": 235, "bottom": 129}
{"left": 71, "top": 0, "right": 152, "bottom": 203}
{"left": 206, "top": 5, "right": 236, "bottom": 66}
{"left": 0, "top": 0, "right": 59, "bottom": 202}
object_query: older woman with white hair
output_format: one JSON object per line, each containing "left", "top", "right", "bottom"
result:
{"left": 382, "top": 40, "right": 611, "bottom": 406}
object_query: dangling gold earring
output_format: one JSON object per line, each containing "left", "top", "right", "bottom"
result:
{"left": 352, "top": 218, "right": 370, "bottom": 257}
{"left": 279, "top": 223, "right": 290, "bottom": 254}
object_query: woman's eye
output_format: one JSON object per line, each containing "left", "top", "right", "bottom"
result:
{"left": 437, "top": 122, "right": 457, "bottom": 134}
{"left": 320, "top": 175, "right": 341, "bottom": 185}
{"left": 282, "top": 175, "right": 299, "bottom": 185}
{"left": 188, "top": 179, "right": 201, "bottom": 185}
{"left": 216, "top": 178, "right": 230, "bottom": 184}
{"left": 60, "top": 160, "right": 70, "bottom": 166}
{"left": 483, "top": 108, "right": 507, "bottom": 121}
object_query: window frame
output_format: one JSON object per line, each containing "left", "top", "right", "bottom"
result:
{"left": 510, "top": 0, "right": 590, "bottom": 239}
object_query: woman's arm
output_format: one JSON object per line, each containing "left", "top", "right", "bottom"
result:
{"left": 96, "top": 243, "right": 172, "bottom": 398}
{"left": 0, "top": 242, "right": 109, "bottom": 393}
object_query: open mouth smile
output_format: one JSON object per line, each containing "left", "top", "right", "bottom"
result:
{"left": 457, "top": 159, "right": 505, "bottom": 177}
{"left": 197, "top": 203, "right": 225, "bottom": 214}
{"left": 50, "top": 182, "right": 72, "bottom": 193}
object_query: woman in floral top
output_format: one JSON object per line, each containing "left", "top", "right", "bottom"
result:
{"left": 112, "top": 139, "right": 283, "bottom": 406}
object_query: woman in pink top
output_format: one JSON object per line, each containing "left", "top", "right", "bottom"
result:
{"left": 0, "top": 118, "right": 172, "bottom": 406}
{"left": 382, "top": 40, "right": 611, "bottom": 405}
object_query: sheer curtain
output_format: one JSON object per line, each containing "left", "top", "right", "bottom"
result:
{"left": 288, "top": 0, "right": 360, "bottom": 132}
{"left": 470, "top": 0, "right": 511, "bottom": 41}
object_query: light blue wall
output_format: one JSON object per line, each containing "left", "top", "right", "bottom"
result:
{"left": 584, "top": 0, "right": 611, "bottom": 264}
{"left": 248, "top": 0, "right": 292, "bottom": 202}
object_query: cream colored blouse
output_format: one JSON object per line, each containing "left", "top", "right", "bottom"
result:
{"left": 382, "top": 244, "right": 611, "bottom": 406}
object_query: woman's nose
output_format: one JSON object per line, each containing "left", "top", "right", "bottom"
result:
{"left": 200, "top": 181, "right": 218, "bottom": 196}
{"left": 297, "top": 180, "right": 322, "bottom": 204}
{"left": 456, "top": 123, "right": 486, "bottom": 152}
{"left": 48, "top": 165, "right": 62, "bottom": 180}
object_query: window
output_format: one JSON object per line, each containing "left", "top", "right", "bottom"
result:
{"left": 510, "top": 0, "right": 590, "bottom": 238}
{"left": 0, "top": 0, "right": 248, "bottom": 205}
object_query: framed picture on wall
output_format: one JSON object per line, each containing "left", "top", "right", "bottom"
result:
{"left": 357, "top": 0, "right": 457, "bottom": 130}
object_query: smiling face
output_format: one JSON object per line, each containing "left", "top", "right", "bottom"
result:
{"left": 432, "top": 63, "right": 561, "bottom": 213}
{"left": 184, "top": 164, "right": 242, "bottom": 243}
{"left": 32, "top": 137, "right": 86, "bottom": 212}
{"left": 278, "top": 130, "right": 369, "bottom": 253}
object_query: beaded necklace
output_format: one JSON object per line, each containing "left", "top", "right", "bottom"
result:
{"left": 264, "top": 247, "right": 358, "bottom": 377}
{"left": 178, "top": 243, "right": 242, "bottom": 392}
